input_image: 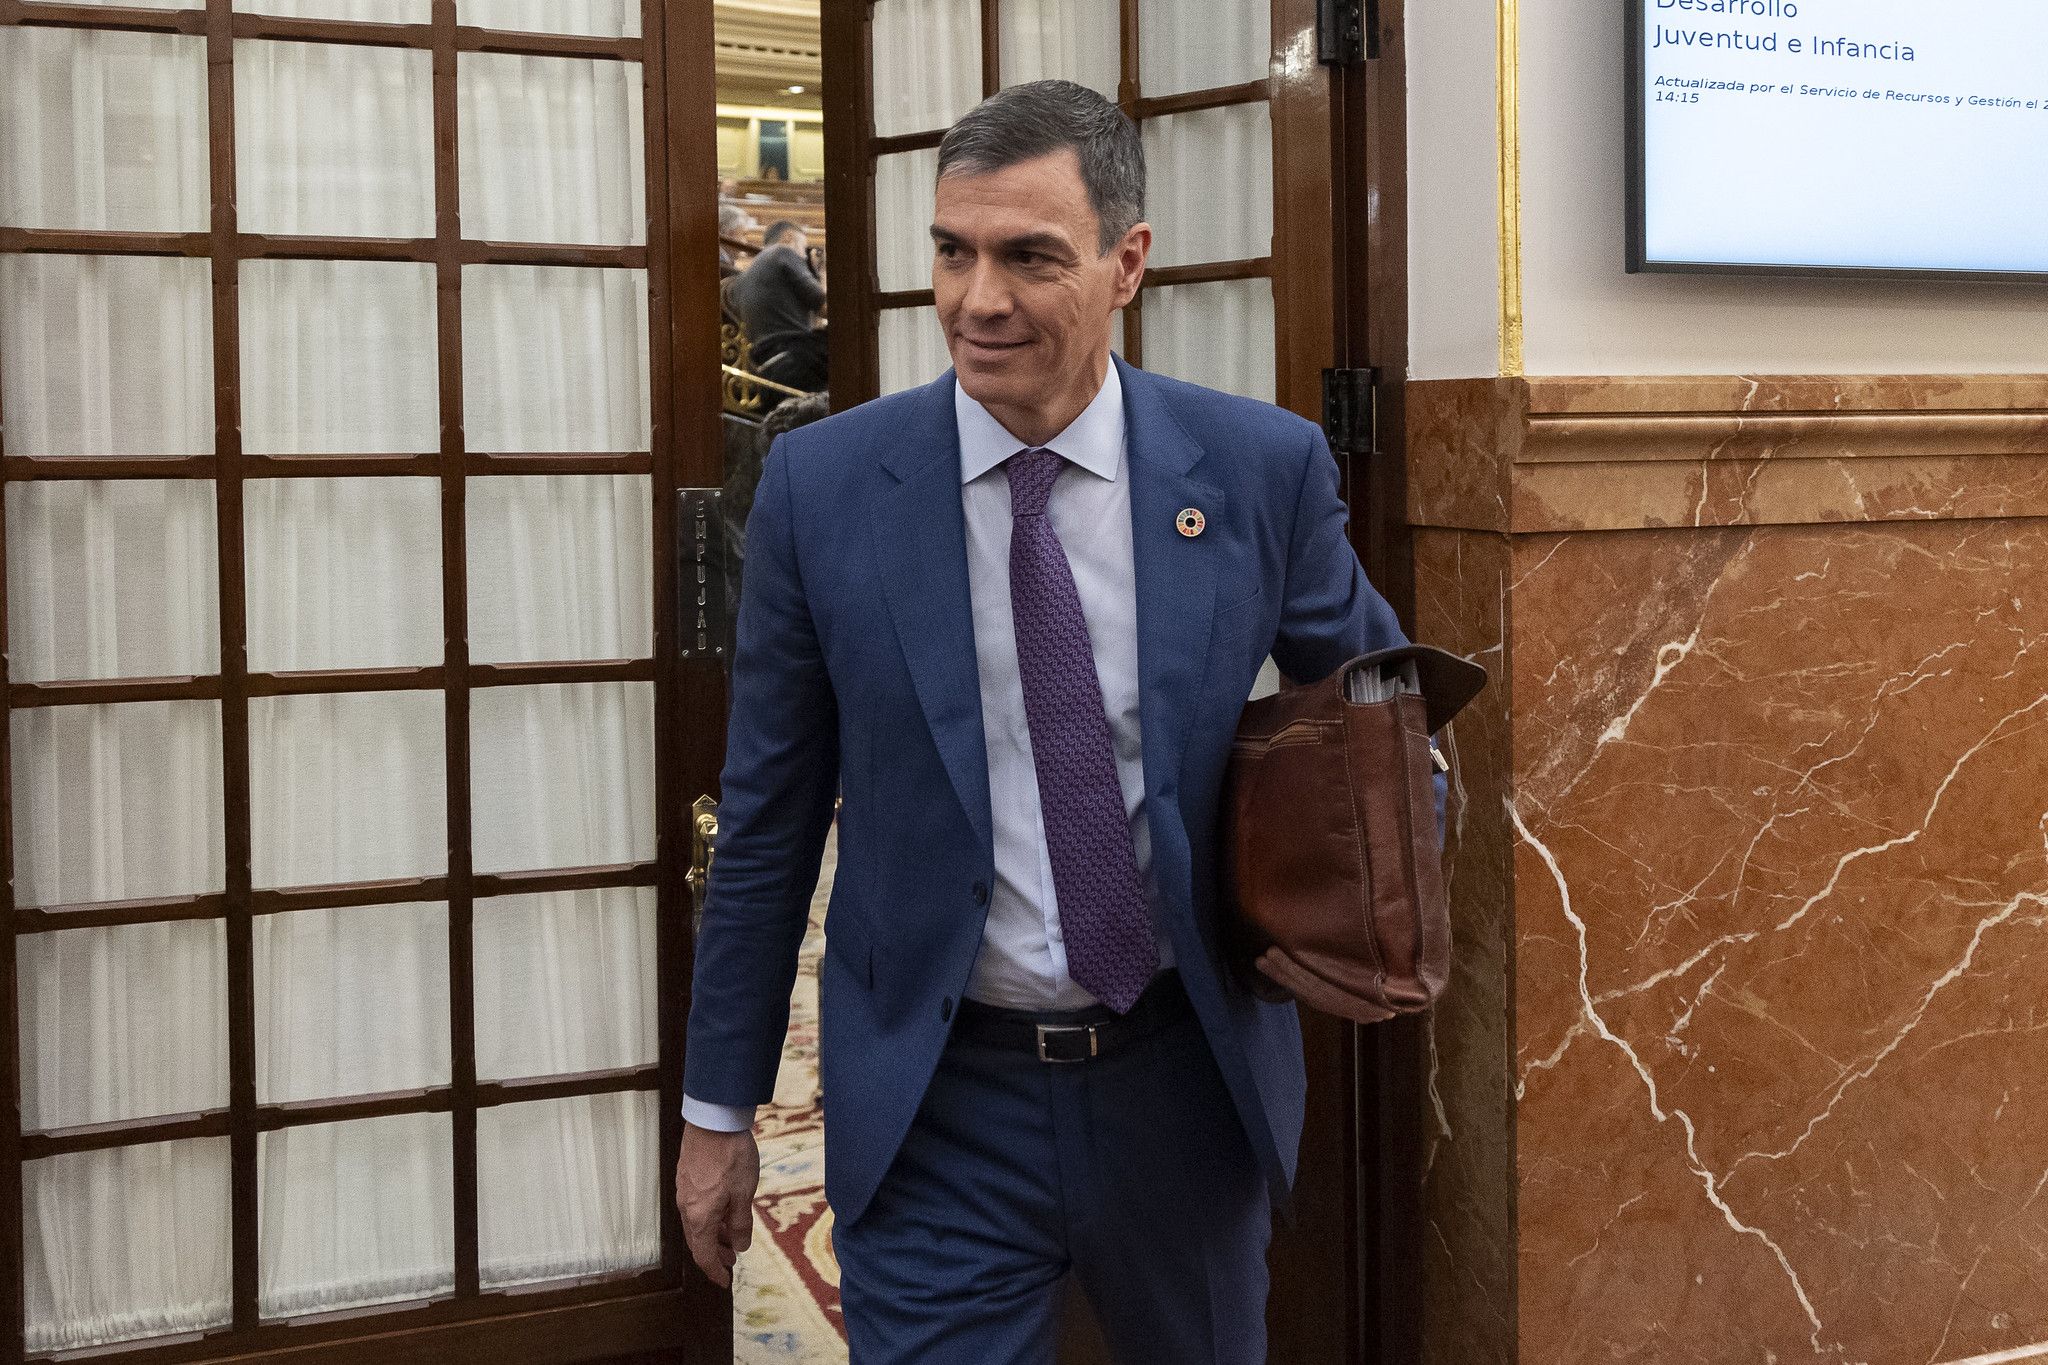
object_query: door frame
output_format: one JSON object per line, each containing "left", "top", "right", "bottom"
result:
{"left": 1334, "top": 3, "right": 1428, "bottom": 1362}
{"left": 0, "top": 0, "right": 733, "bottom": 1355}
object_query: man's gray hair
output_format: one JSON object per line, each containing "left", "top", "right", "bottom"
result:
{"left": 937, "top": 80, "right": 1145, "bottom": 255}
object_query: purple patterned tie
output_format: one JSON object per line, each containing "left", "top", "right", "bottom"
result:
{"left": 1006, "top": 448, "right": 1158, "bottom": 1013}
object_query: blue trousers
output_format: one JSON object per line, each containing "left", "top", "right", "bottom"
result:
{"left": 832, "top": 1005, "right": 1272, "bottom": 1364}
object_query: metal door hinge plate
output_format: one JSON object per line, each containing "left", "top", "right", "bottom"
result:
{"left": 1318, "top": 0, "right": 1378, "bottom": 64}
{"left": 1322, "top": 367, "right": 1380, "bottom": 457}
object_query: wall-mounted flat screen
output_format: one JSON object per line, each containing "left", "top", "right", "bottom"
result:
{"left": 1628, "top": 0, "right": 2048, "bottom": 280}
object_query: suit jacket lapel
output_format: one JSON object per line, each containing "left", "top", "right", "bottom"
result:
{"left": 872, "top": 372, "right": 994, "bottom": 852}
{"left": 1117, "top": 358, "right": 1222, "bottom": 826}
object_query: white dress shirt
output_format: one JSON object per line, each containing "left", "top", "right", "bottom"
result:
{"left": 955, "top": 360, "right": 1174, "bottom": 1009}
{"left": 684, "top": 361, "right": 1171, "bottom": 1133}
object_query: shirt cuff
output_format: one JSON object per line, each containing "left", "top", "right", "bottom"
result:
{"left": 682, "top": 1095, "right": 758, "bottom": 1133}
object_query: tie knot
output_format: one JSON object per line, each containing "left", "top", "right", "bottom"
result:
{"left": 1006, "top": 448, "right": 1062, "bottom": 518}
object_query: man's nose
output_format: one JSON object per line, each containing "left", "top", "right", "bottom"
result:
{"left": 962, "top": 259, "right": 1012, "bottom": 317}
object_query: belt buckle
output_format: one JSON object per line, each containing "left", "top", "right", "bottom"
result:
{"left": 1035, "top": 1023, "right": 1099, "bottom": 1064}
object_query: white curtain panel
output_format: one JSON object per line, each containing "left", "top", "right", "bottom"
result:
{"left": 247, "top": 689, "right": 450, "bottom": 888}
{"left": 10, "top": 701, "right": 227, "bottom": 908}
{"left": 242, "top": 476, "right": 445, "bottom": 673}
{"left": 7, "top": 480, "right": 219, "bottom": 682}
{"left": 24, "top": 1140, "right": 233, "bottom": 1353}
{"left": 1142, "top": 278, "right": 1276, "bottom": 404}
{"left": 254, "top": 901, "right": 452, "bottom": 1103}
{"left": 5, "top": 24, "right": 667, "bottom": 1349}
{"left": 235, "top": 41, "right": 434, "bottom": 239}
{"left": 240, "top": 258, "right": 442, "bottom": 455}
{"left": 21, "top": 922, "right": 230, "bottom": 1129}
{"left": 239, "top": 0, "right": 429, "bottom": 23}
{"left": 458, "top": 53, "right": 645, "bottom": 247}
{"left": 0, "top": 254, "right": 213, "bottom": 458}
{"left": 0, "top": 27, "right": 207, "bottom": 231}
{"left": 879, "top": 306, "right": 954, "bottom": 396}
{"left": 875, "top": 147, "right": 939, "bottom": 294}
{"left": 1143, "top": 102, "right": 1273, "bottom": 268}
{"left": 258, "top": 1113, "right": 456, "bottom": 1317}
{"left": 1137, "top": 0, "right": 1268, "bottom": 97}
{"left": 478, "top": 1091, "right": 658, "bottom": 1288}
{"left": 457, "top": 0, "right": 640, "bottom": 40}
{"left": 871, "top": 0, "right": 981, "bottom": 137}
{"left": 59, "top": 0, "right": 199, "bottom": 11}
{"left": 474, "top": 887, "right": 656, "bottom": 1081}
{"left": 465, "top": 474, "right": 652, "bottom": 665}
{"left": 1000, "top": 0, "right": 1118, "bottom": 99}
{"left": 469, "top": 681, "right": 656, "bottom": 876}
{"left": 461, "top": 264, "right": 651, "bottom": 452}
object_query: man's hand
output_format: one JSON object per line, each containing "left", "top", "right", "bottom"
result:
{"left": 1249, "top": 948, "right": 1296, "bottom": 1004}
{"left": 677, "top": 1121, "right": 760, "bottom": 1288}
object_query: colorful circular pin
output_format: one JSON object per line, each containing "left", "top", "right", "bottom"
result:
{"left": 1176, "top": 507, "right": 1206, "bottom": 538}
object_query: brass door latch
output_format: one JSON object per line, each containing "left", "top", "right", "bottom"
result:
{"left": 687, "top": 794, "right": 719, "bottom": 931}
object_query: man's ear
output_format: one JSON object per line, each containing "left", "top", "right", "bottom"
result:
{"left": 1111, "top": 222, "right": 1152, "bottom": 309}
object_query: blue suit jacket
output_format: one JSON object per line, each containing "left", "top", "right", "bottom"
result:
{"left": 684, "top": 357, "right": 1422, "bottom": 1225}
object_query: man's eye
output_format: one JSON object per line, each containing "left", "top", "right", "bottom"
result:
{"left": 1015, "top": 252, "right": 1042, "bottom": 266}
{"left": 935, "top": 243, "right": 958, "bottom": 259}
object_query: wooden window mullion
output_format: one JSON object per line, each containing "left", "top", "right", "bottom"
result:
{"left": 1118, "top": 0, "right": 1142, "bottom": 366}
{"left": 198, "top": 0, "right": 262, "bottom": 1330}
{"left": 979, "top": 0, "right": 999, "bottom": 96}
{"left": 22, "top": 1060, "right": 660, "bottom": 1163}
{"left": 429, "top": 0, "right": 482, "bottom": 1302}
{"left": 0, "top": 178, "right": 23, "bottom": 1365}
{"left": 1129, "top": 78, "right": 1268, "bottom": 120}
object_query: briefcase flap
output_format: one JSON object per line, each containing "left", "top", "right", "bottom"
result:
{"left": 1339, "top": 643, "right": 1488, "bottom": 735}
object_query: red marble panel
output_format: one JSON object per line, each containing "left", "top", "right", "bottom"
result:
{"left": 1414, "top": 527, "right": 1518, "bottom": 1365}
{"left": 1508, "top": 521, "right": 2048, "bottom": 1363}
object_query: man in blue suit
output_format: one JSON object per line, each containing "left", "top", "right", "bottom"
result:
{"left": 678, "top": 79, "right": 1428, "bottom": 1362}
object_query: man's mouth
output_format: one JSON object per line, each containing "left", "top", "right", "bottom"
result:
{"left": 959, "top": 335, "right": 1030, "bottom": 357}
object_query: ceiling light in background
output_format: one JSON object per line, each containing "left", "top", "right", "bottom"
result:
{"left": 786, "top": 84, "right": 806, "bottom": 94}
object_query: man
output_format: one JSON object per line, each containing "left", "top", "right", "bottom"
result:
{"left": 730, "top": 219, "right": 828, "bottom": 390}
{"left": 679, "top": 80, "right": 1435, "bottom": 1362}
{"left": 717, "top": 201, "right": 756, "bottom": 278}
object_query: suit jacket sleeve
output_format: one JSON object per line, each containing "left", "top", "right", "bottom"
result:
{"left": 683, "top": 439, "right": 841, "bottom": 1106}
{"left": 1270, "top": 424, "right": 1449, "bottom": 844}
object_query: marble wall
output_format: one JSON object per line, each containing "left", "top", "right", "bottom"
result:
{"left": 1411, "top": 376, "right": 2048, "bottom": 1364}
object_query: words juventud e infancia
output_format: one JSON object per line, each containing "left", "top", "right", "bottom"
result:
{"left": 1650, "top": 0, "right": 2038, "bottom": 112}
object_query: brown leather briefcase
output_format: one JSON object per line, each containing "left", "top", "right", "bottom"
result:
{"left": 1223, "top": 644, "right": 1487, "bottom": 1025}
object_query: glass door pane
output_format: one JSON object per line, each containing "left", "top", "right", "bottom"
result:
{"left": 25, "top": 1141, "right": 233, "bottom": 1352}
{"left": 1137, "top": 0, "right": 1268, "bottom": 94}
{"left": 0, "top": 27, "right": 208, "bottom": 231}
{"left": 871, "top": 0, "right": 981, "bottom": 136}
{"left": 998, "top": 0, "right": 1118, "bottom": 97}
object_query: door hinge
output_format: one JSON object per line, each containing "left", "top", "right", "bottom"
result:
{"left": 1318, "top": 0, "right": 1378, "bottom": 64}
{"left": 1322, "top": 367, "right": 1379, "bottom": 457}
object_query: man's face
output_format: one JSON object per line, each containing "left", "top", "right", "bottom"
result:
{"left": 781, "top": 229, "right": 810, "bottom": 255}
{"left": 930, "top": 150, "right": 1148, "bottom": 422}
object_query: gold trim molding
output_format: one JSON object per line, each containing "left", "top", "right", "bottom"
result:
{"left": 1497, "top": 0, "right": 1525, "bottom": 378}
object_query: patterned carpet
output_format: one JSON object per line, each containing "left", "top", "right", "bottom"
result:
{"left": 734, "top": 831, "right": 845, "bottom": 1363}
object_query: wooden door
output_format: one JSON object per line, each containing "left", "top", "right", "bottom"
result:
{"left": 0, "top": 0, "right": 732, "bottom": 1358}
{"left": 816, "top": 0, "right": 1408, "bottom": 1359}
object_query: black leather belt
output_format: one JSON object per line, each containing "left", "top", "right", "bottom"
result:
{"left": 951, "top": 970, "right": 1193, "bottom": 1063}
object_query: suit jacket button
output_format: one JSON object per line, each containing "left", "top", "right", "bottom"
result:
{"left": 940, "top": 997, "right": 954, "bottom": 1021}
{"left": 972, "top": 882, "right": 989, "bottom": 906}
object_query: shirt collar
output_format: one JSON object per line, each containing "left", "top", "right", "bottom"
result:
{"left": 956, "top": 359, "right": 1124, "bottom": 486}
